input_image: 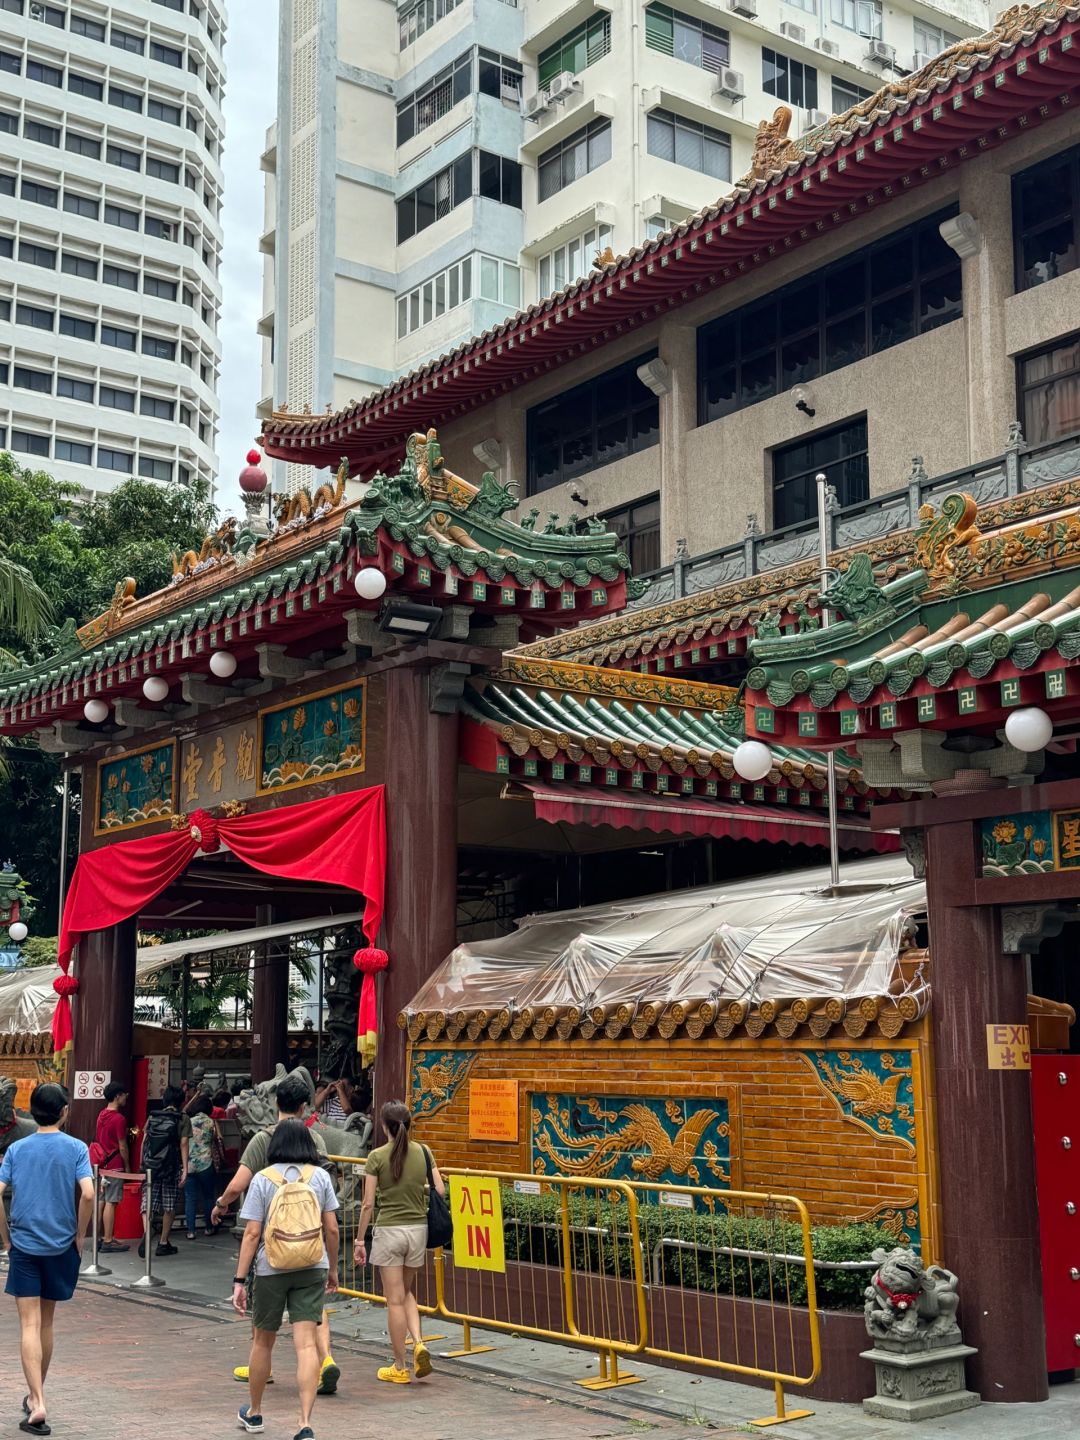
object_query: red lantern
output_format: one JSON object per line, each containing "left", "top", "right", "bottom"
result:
{"left": 353, "top": 947, "right": 389, "bottom": 1065}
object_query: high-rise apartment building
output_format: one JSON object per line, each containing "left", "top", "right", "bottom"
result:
{"left": 0, "top": 0, "right": 225, "bottom": 497}
{"left": 261, "top": 0, "right": 989, "bottom": 445}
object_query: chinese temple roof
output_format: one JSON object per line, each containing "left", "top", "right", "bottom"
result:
{"left": 260, "top": 2, "right": 1080, "bottom": 477}
{"left": 745, "top": 488, "right": 1080, "bottom": 746}
{"left": 0, "top": 432, "right": 632, "bottom": 737}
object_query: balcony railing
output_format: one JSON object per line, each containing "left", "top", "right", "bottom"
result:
{"left": 628, "top": 428, "right": 1080, "bottom": 610}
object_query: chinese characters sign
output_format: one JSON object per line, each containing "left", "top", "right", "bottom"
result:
{"left": 258, "top": 681, "right": 366, "bottom": 795}
{"left": 179, "top": 719, "right": 258, "bottom": 811}
{"left": 469, "top": 1079, "right": 519, "bottom": 1142}
{"left": 450, "top": 1175, "right": 505, "bottom": 1272}
{"left": 979, "top": 808, "right": 1080, "bottom": 877}
{"left": 986, "top": 1024, "right": 1031, "bottom": 1071}
{"left": 96, "top": 742, "right": 176, "bottom": 835}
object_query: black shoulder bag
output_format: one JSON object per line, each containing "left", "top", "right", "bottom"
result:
{"left": 423, "top": 1145, "right": 453, "bottom": 1250}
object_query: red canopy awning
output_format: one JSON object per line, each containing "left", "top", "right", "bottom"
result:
{"left": 524, "top": 784, "right": 900, "bottom": 854}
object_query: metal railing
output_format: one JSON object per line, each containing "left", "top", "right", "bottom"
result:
{"left": 85, "top": 1165, "right": 164, "bottom": 1289}
{"left": 629, "top": 428, "right": 1080, "bottom": 610}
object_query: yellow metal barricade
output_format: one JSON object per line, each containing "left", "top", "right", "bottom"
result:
{"left": 437, "top": 1167, "right": 648, "bottom": 1389}
{"left": 326, "top": 1154, "right": 440, "bottom": 1321}
{"left": 630, "top": 1181, "right": 821, "bottom": 1427}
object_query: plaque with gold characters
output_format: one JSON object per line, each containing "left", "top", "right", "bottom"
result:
{"left": 257, "top": 681, "right": 366, "bottom": 795}
{"left": 95, "top": 740, "right": 177, "bottom": 835}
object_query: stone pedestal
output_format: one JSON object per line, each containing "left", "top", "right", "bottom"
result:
{"left": 861, "top": 1343, "right": 980, "bottom": 1421}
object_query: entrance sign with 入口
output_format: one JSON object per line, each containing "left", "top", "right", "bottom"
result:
{"left": 73, "top": 1069, "right": 110, "bottom": 1100}
{"left": 450, "top": 1175, "right": 506, "bottom": 1272}
{"left": 468, "top": 1078, "right": 519, "bottom": 1141}
{"left": 986, "top": 1024, "right": 1031, "bottom": 1070}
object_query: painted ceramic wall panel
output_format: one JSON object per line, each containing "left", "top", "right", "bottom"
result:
{"left": 258, "top": 680, "right": 367, "bottom": 794}
{"left": 979, "top": 809, "right": 1054, "bottom": 876}
{"left": 95, "top": 741, "right": 177, "bottom": 834}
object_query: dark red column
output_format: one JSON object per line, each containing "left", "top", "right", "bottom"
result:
{"left": 251, "top": 904, "right": 287, "bottom": 1083}
{"left": 926, "top": 819, "right": 1048, "bottom": 1401}
{"left": 377, "top": 663, "right": 459, "bottom": 1113}
{"left": 68, "top": 917, "right": 138, "bottom": 1142}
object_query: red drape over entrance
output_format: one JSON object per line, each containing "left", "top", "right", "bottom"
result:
{"left": 53, "top": 786, "right": 387, "bottom": 1055}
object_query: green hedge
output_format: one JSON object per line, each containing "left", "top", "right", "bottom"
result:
{"left": 500, "top": 1190, "right": 890, "bottom": 1311}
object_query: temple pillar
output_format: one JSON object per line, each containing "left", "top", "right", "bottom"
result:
{"left": 378, "top": 662, "right": 459, "bottom": 1114}
{"left": 926, "top": 820, "right": 1048, "bottom": 1401}
{"left": 68, "top": 917, "right": 138, "bottom": 1142}
{"left": 251, "top": 903, "right": 287, "bottom": 1083}
{"left": 954, "top": 164, "right": 1015, "bottom": 463}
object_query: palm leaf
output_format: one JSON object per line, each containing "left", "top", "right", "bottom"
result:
{"left": 0, "top": 551, "right": 54, "bottom": 642}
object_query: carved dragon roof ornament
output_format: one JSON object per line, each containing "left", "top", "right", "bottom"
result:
{"left": 745, "top": 106, "right": 805, "bottom": 184}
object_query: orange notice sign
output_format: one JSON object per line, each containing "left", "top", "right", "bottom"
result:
{"left": 468, "top": 1079, "right": 519, "bottom": 1142}
{"left": 14, "top": 1078, "right": 34, "bottom": 1111}
{"left": 986, "top": 1023, "right": 1031, "bottom": 1070}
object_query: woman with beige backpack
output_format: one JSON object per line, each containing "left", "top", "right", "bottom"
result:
{"left": 231, "top": 1119, "right": 340, "bottom": 1440}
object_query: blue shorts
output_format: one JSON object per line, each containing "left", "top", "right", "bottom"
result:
{"left": 4, "top": 1243, "right": 81, "bottom": 1302}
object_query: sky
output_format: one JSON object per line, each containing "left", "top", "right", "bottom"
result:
{"left": 215, "top": 0, "right": 281, "bottom": 513}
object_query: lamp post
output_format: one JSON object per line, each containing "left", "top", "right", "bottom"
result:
{"left": 815, "top": 471, "right": 840, "bottom": 889}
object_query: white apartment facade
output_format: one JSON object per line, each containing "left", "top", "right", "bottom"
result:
{"left": 0, "top": 0, "right": 225, "bottom": 498}
{"left": 261, "top": 0, "right": 990, "bottom": 449}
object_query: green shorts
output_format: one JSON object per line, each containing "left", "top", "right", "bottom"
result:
{"left": 251, "top": 1268, "right": 327, "bottom": 1332}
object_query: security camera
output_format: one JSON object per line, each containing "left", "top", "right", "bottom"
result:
{"left": 793, "top": 384, "right": 816, "bottom": 418}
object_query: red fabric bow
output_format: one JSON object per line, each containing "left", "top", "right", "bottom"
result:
{"left": 52, "top": 975, "right": 80, "bottom": 997}
{"left": 188, "top": 809, "right": 220, "bottom": 853}
{"left": 50, "top": 974, "right": 80, "bottom": 1056}
{"left": 353, "top": 946, "right": 389, "bottom": 1066}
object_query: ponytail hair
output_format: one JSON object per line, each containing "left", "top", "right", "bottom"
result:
{"left": 382, "top": 1100, "right": 413, "bottom": 1183}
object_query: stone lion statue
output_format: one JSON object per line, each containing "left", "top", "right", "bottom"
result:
{"left": 864, "top": 1246, "right": 961, "bottom": 1347}
{"left": 0, "top": 1077, "right": 37, "bottom": 1159}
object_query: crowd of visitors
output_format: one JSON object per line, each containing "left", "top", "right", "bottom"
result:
{"left": 0, "top": 1076, "right": 442, "bottom": 1440}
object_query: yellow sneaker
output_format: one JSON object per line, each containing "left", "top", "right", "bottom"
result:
{"left": 377, "top": 1364, "right": 411, "bottom": 1385}
{"left": 412, "top": 1342, "right": 432, "bottom": 1379}
{"left": 318, "top": 1356, "right": 340, "bottom": 1395}
{"left": 233, "top": 1367, "right": 273, "bottom": 1383}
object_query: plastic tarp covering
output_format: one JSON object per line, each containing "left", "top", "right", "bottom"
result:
{"left": 406, "top": 854, "right": 927, "bottom": 1018}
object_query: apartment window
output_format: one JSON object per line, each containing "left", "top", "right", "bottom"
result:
{"left": 58, "top": 376, "right": 94, "bottom": 402}
{"left": 398, "top": 0, "right": 463, "bottom": 50}
{"left": 144, "top": 275, "right": 177, "bottom": 300}
{"left": 1018, "top": 335, "right": 1080, "bottom": 446}
{"left": 149, "top": 99, "right": 182, "bottom": 125}
{"left": 527, "top": 351, "right": 660, "bottom": 493}
{"left": 698, "top": 207, "right": 962, "bottom": 424}
{"left": 179, "top": 404, "right": 192, "bottom": 426}
{"left": 72, "top": 15, "right": 107, "bottom": 41}
{"left": 105, "top": 203, "right": 140, "bottom": 230}
{"left": 63, "top": 192, "right": 99, "bottom": 218}
{"left": 18, "top": 241, "right": 57, "bottom": 269}
{"left": 645, "top": 214, "right": 681, "bottom": 240}
{"left": 477, "top": 151, "right": 522, "bottom": 207}
{"left": 98, "top": 446, "right": 134, "bottom": 473}
{"left": 103, "top": 263, "right": 139, "bottom": 290}
{"left": 142, "top": 335, "right": 176, "bottom": 360}
{"left": 762, "top": 49, "right": 817, "bottom": 109}
{"left": 12, "top": 431, "right": 51, "bottom": 458}
{"left": 140, "top": 395, "right": 175, "bottom": 419}
{"left": 111, "top": 29, "right": 145, "bottom": 55}
{"left": 0, "top": 110, "right": 17, "bottom": 133}
{"left": 913, "top": 20, "right": 959, "bottom": 58}
{"left": 396, "top": 51, "right": 470, "bottom": 145}
{"left": 139, "top": 457, "right": 173, "bottom": 480}
{"left": 603, "top": 495, "right": 661, "bottom": 575}
{"left": 66, "top": 132, "right": 101, "bottom": 158}
{"left": 107, "top": 143, "right": 141, "bottom": 171}
{"left": 14, "top": 366, "right": 53, "bottom": 394}
{"left": 22, "top": 180, "right": 59, "bottom": 207}
{"left": 0, "top": 52, "right": 21, "bottom": 75}
{"left": 147, "top": 156, "right": 180, "bottom": 183}
{"left": 145, "top": 215, "right": 174, "bottom": 240}
{"left": 27, "top": 61, "right": 64, "bottom": 87}
{"left": 833, "top": 78, "right": 873, "bottom": 112}
{"left": 99, "top": 384, "right": 135, "bottom": 410}
{"left": 0, "top": 0, "right": 22, "bottom": 11}
{"left": 56, "top": 440, "right": 93, "bottom": 465}
{"left": 538, "top": 223, "right": 613, "bottom": 296}
{"left": 60, "top": 312, "right": 96, "bottom": 338}
{"left": 773, "top": 419, "right": 869, "bottom": 528}
{"left": 477, "top": 49, "right": 523, "bottom": 102}
{"left": 35, "top": 3, "right": 66, "bottom": 23}
{"left": 109, "top": 85, "right": 143, "bottom": 113}
{"left": 150, "top": 42, "right": 183, "bottom": 67}
{"left": 831, "top": 0, "right": 881, "bottom": 35}
{"left": 0, "top": 237, "right": 12, "bottom": 257}
{"left": 155, "top": 0, "right": 184, "bottom": 10}
{"left": 538, "top": 119, "right": 611, "bottom": 202}
{"left": 62, "top": 254, "right": 98, "bottom": 280}
{"left": 647, "top": 109, "right": 730, "bottom": 181}
{"left": 25, "top": 120, "right": 61, "bottom": 146}
{"left": 1013, "top": 144, "right": 1080, "bottom": 292}
{"left": 478, "top": 255, "right": 521, "bottom": 307}
{"left": 538, "top": 14, "right": 611, "bottom": 88}
{"left": 101, "top": 325, "right": 137, "bottom": 351}
{"left": 397, "top": 255, "right": 474, "bottom": 339}
{"left": 177, "top": 464, "right": 191, "bottom": 484}
{"left": 396, "top": 152, "right": 471, "bottom": 243}
{"left": 644, "top": 5, "right": 730, "bottom": 74}
{"left": 0, "top": 173, "right": 13, "bottom": 196}
{"left": 68, "top": 72, "right": 104, "bottom": 99}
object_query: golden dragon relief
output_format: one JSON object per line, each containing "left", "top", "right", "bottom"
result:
{"left": 533, "top": 1101, "right": 727, "bottom": 1184}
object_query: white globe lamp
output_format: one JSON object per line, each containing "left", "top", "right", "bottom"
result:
{"left": 8, "top": 921, "right": 27, "bottom": 944}
{"left": 142, "top": 675, "right": 169, "bottom": 703}
{"left": 354, "top": 568, "right": 387, "bottom": 601}
{"left": 83, "top": 698, "right": 109, "bottom": 724}
{"left": 209, "top": 650, "right": 237, "bottom": 679}
{"left": 732, "top": 739, "right": 774, "bottom": 782}
{"left": 1004, "top": 706, "right": 1053, "bottom": 753}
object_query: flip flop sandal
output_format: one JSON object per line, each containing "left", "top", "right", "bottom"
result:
{"left": 20, "top": 1417, "right": 51, "bottom": 1436}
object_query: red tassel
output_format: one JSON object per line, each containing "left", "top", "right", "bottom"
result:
{"left": 353, "top": 947, "right": 388, "bottom": 1066}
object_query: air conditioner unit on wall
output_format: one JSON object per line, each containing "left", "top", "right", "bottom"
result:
{"left": 728, "top": 0, "right": 757, "bottom": 17}
{"left": 911, "top": 50, "right": 934, "bottom": 70}
{"left": 814, "top": 37, "right": 840, "bottom": 58}
{"left": 522, "top": 91, "right": 548, "bottom": 118}
{"left": 548, "top": 71, "right": 582, "bottom": 100}
{"left": 865, "top": 39, "right": 897, "bottom": 67}
{"left": 779, "top": 21, "right": 805, "bottom": 43}
{"left": 713, "top": 67, "right": 746, "bottom": 101}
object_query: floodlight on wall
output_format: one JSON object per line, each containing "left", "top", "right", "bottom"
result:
{"left": 376, "top": 598, "right": 443, "bottom": 639}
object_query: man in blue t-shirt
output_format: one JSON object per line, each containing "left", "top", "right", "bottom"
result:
{"left": 0, "top": 1083, "right": 94, "bottom": 1437}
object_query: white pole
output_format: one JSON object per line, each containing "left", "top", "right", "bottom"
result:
{"left": 815, "top": 472, "right": 841, "bottom": 890}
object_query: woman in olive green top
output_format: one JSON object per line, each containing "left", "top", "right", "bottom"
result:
{"left": 354, "top": 1100, "right": 444, "bottom": 1385}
